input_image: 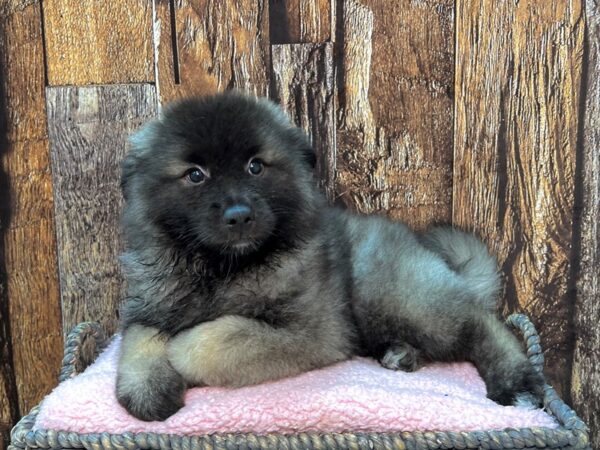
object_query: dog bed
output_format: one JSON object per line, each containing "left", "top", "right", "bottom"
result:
{"left": 9, "top": 314, "right": 591, "bottom": 449}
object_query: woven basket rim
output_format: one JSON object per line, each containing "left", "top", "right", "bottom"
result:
{"left": 9, "top": 314, "right": 592, "bottom": 450}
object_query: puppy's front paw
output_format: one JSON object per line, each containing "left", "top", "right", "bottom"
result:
{"left": 117, "top": 361, "right": 185, "bottom": 421}
{"left": 380, "top": 343, "right": 419, "bottom": 372}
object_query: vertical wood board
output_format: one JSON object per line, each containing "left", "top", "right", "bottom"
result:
{"left": 571, "top": 0, "right": 600, "bottom": 445}
{"left": 269, "top": 0, "right": 332, "bottom": 44}
{"left": 42, "top": 0, "right": 154, "bottom": 85}
{"left": 46, "top": 84, "right": 158, "bottom": 336}
{"left": 335, "top": 0, "right": 454, "bottom": 229}
{"left": 155, "top": 0, "right": 270, "bottom": 103}
{"left": 0, "top": 1, "right": 63, "bottom": 420}
{"left": 453, "top": 0, "right": 585, "bottom": 397}
{"left": 271, "top": 42, "right": 336, "bottom": 200}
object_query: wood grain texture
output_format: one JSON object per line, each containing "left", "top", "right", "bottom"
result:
{"left": 0, "top": 0, "right": 63, "bottom": 420}
{"left": 571, "top": 0, "right": 600, "bottom": 445}
{"left": 269, "top": 0, "right": 332, "bottom": 44}
{"left": 453, "top": 0, "right": 585, "bottom": 397}
{"left": 46, "top": 85, "right": 158, "bottom": 336}
{"left": 0, "top": 18, "right": 16, "bottom": 444}
{"left": 0, "top": 282, "right": 16, "bottom": 450}
{"left": 335, "top": 0, "right": 454, "bottom": 229}
{"left": 42, "top": 0, "right": 154, "bottom": 85}
{"left": 155, "top": 0, "right": 270, "bottom": 103}
{"left": 271, "top": 43, "right": 336, "bottom": 200}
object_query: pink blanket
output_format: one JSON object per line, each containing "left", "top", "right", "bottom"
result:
{"left": 35, "top": 336, "right": 557, "bottom": 435}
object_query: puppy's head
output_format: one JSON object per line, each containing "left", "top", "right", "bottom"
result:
{"left": 122, "top": 91, "right": 319, "bottom": 257}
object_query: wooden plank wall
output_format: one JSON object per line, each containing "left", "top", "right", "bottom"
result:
{"left": 572, "top": 0, "right": 600, "bottom": 442}
{"left": 0, "top": 2, "right": 64, "bottom": 448}
{"left": 42, "top": 1, "right": 154, "bottom": 85}
{"left": 0, "top": 1, "right": 598, "bottom": 448}
{"left": 335, "top": 0, "right": 454, "bottom": 229}
{"left": 454, "top": 0, "right": 585, "bottom": 398}
{"left": 46, "top": 85, "right": 158, "bottom": 336}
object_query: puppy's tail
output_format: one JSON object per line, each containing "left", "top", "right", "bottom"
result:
{"left": 420, "top": 226, "right": 501, "bottom": 311}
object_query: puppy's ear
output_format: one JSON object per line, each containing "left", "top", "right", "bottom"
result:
{"left": 259, "top": 97, "right": 317, "bottom": 169}
{"left": 287, "top": 127, "right": 317, "bottom": 169}
{"left": 121, "top": 153, "right": 137, "bottom": 201}
{"left": 122, "top": 120, "right": 160, "bottom": 200}
{"left": 301, "top": 145, "right": 317, "bottom": 169}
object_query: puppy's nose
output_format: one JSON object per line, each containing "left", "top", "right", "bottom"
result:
{"left": 222, "top": 204, "right": 254, "bottom": 229}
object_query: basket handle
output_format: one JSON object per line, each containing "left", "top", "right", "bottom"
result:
{"left": 505, "top": 313, "right": 545, "bottom": 374}
{"left": 59, "top": 322, "right": 106, "bottom": 382}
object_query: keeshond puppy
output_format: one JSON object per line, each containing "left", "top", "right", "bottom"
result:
{"left": 116, "top": 91, "right": 544, "bottom": 421}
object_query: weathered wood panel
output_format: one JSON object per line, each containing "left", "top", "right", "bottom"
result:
{"left": 269, "top": 0, "right": 332, "bottom": 44}
{"left": 0, "top": 0, "right": 63, "bottom": 424}
{"left": 0, "top": 277, "right": 17, "bottom": 450}
{"left": 571, "top": 0, "right": 600, "bottom": 446}
{"left": 155, "top": 0, "right": 270, "bottom": 103}
{"left": 0, "top": 19, "right": 16, "bottom": 444}
{"left": 46, "top": 85, "right": 158, "bottom": 336}
{"left": 335, "top": 0, "right": 454, "bottom": 229}
{"left": 0, "top": 289, "right": 17, "bottom": 450}
{"left": 271, "top": 43, "right": 336, "bottom": 200}
{"left": 42, "top": 0, "right": 154, "bottom": 85}
{"left": 453, "top": 1, "right": 585, "bottom": 397}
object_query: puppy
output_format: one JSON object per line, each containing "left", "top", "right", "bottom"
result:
{"left": 116, "top": 92, "right": 544, "bottom": 421}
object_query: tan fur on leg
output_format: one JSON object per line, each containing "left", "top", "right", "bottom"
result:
{"left": 117, "top": 325, "right": 185, "bottom": 421}
{"left": 118, "top": 325, "right": 167, "bottom": 392}
{"left": 167, "top": 315, "right": 349, "bottom": 387}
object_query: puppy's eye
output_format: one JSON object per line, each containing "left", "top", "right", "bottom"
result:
{"left": 248, "top": 158, "right": 264, "bottom": 176}
{"left": 185, "top": 168, "right": 206, "bottom": 184}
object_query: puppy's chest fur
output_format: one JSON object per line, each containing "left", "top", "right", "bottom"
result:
{"left": 121, "top": 243, "right": 321, "bottom": 335}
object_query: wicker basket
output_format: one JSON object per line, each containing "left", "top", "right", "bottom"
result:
{"left": 9, "top": 314, "right": 591, "bottom": 450}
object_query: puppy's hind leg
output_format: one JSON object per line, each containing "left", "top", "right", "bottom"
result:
{"left": 380, "top": 342, "right": 420, "bottom": 372}
{"left": 470, "top": 315, "right": 544, "bottom": 407}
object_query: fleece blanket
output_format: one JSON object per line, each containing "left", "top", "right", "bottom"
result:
{"left": 35, "top": 336, "right": 557, "bottom": 435}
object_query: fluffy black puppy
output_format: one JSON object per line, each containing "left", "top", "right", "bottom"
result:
{"left": 116, "top": 92, "right": 544, "bottom": 421}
